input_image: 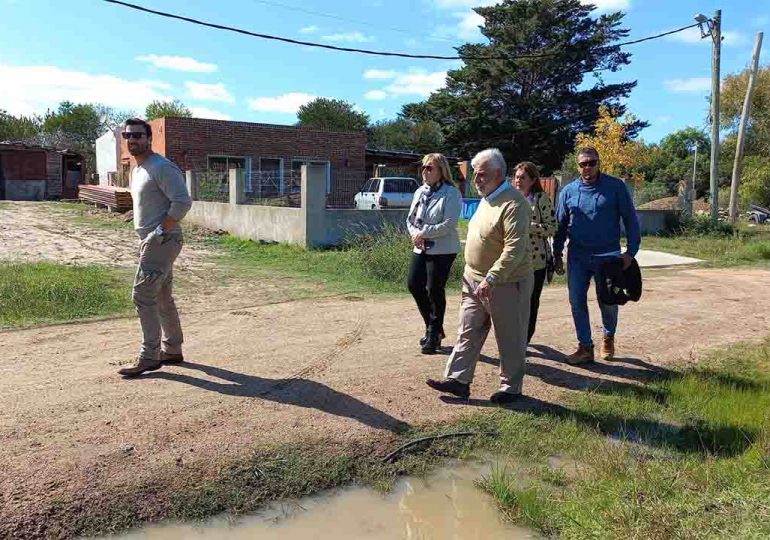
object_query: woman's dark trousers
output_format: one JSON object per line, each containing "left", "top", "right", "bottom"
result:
{"left": 407, "top": 252, "right": 457, "bottom": 343}
{"left": 527, "top": 267, "right": 547, "bottom": 343}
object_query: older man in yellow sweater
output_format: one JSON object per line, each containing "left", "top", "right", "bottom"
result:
{"left": 427, "top": 148, "right": 533, "bottom": 404}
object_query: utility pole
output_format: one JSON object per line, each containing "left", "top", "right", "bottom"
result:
{"left": 729, "top": 32, "right": 764, "bottom": 223}
{"left": 709, "top": 10, "right": 722, "bottom": 221}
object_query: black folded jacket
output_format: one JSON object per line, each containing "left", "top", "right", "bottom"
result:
{"left": 597, "top": 257, "right": 643, "bottom": 306}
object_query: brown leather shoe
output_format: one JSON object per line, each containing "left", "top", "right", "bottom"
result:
{"left": 601, "top": 336, "right": 615, "bottom": 361}
{"left": 160, "top": 352, "right": 184, "bottom": 364}
{"left": 118, "top": 357, "right": 161, "bottom": 377}
{"left": 566, "top": 344, "right": 594, "bottom": 365}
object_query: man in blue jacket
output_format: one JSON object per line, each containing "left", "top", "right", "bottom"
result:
{"left": 553, "top": 147, "right": 641, "bottom": 364}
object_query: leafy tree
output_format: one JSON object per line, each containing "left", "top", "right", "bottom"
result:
{"left": 400, "top": 0, "right": 645, "bottom": 172}
{"left": 145, "top": 99, "right": 192, "bottom": 120}
{"left": 738, "top": 156, "right": 770, "bottom": 209}
{"left": 367, "top": 118, "right": 445, "bottom": 154}
{"left": 721, "top": 64, "right": 770, "bottom": 155}
{"left": 297, "top": 98, "right": 369, "bottom": 132}
{"left": 574, "top": 105, "right": 647, "bottom": 185}
{"left": 0, "top": 110, "right": 42, "bottom": 143}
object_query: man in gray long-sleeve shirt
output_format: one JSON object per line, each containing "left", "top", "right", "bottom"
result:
{"left": 118, "top": 118, "right": 193, "bottom": 378}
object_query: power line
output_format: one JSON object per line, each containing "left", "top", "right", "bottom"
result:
{"left": 250, "top": 0, "right": 458, "bottom": 44}
{"left": 102, "top": 0, "right": 700, "bottom": 61}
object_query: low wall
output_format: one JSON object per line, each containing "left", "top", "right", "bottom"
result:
{"left": 322, "top": 209, "right": 409, "bottom": 245}
{"left": 185, "top": 201, "right": 304, "bottom": 245}
{"left": 636, "top": 209, "right": 674, "bottom": 235}
{"left": 5, "top": 179, "right": 46, "bottom": 201}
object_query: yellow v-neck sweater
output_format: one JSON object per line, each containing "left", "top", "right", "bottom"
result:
{"left": 464, "top": 188, "right": 533, "bottom": 284}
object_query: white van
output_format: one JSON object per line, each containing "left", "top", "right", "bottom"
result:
{"left": 354, "top": 177, "right": 420, "bottom": 210}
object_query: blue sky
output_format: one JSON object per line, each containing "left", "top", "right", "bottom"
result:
{"left": 0, "top": 0, "right": 767, "bottom": 142}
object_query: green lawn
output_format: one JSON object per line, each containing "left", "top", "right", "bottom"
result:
{"left": 0, "top": 263, "right": 132, "bottom": 327}
{"left": 469, "top": 337, "right": 770, "bottom": 538}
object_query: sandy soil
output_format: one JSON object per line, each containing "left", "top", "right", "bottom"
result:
{"left": 2, "top": 201, "right": 769, "bottom": 538}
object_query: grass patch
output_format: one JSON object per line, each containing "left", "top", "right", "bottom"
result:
{"left": 0, "top": 262, "right": 132, "bottom": 327}
{"left": 211, "top": 224, "right": 466, "bottom": 294}
{"left": 470, "top": 338, "right": 770, "bottom": 538}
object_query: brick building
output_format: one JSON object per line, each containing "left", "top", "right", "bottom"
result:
{"left": 118, "top": 117, "right": 367, "bottom": 207}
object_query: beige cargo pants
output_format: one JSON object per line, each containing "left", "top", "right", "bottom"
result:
{"left": 133, "top": 231, "right": 184, "bottom": 361}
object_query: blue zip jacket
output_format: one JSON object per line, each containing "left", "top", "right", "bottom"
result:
{"left": 553, "top": 173, "right": 641, "bottom": 258}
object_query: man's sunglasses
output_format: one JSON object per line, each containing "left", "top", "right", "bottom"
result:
{"left": 121, "top": 132, "right": 146, "bottom": 140}
{"left": 422, "top": 165, "right": 434, "bottom": 172}
{"left": 578, "top": 160, "right": 598, "bottom": 169}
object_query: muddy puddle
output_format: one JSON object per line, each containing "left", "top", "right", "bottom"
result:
{"left": 96, "top": 461, "right": 539, "bottom": 539}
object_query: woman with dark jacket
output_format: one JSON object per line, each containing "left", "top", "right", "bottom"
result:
{"left": 513, "top": 161, "right": 557, "bottom": 344}
{"left": 406, "top": 153, "right": 462, "bottom": 354}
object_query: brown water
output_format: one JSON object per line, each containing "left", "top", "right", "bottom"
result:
{"left": 100, "top": 461, "right": 538, "bottom": 540}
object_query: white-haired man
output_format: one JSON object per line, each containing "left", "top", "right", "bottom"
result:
{"left": 426, "top": 148, "right": 533, "bottom": 404}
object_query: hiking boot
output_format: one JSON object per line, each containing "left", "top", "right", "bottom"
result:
{"left": 160, "top": 351, "right": 185, "bottom": 364}
{"left": 601, "top": 336, "right": 615, "bottom": 361}
{"left": 490, "top": 391, "right": 521, "bottom": 404}
{"left": 566, "top": 344, "right": 594, "bottom": 365}
{"left": 118, "top": 357, "right": 161, "bottom": 377}
{"left": 426, "top": 378, "right": 470, "bottom": 398}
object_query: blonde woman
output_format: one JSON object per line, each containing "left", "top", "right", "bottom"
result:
{"left": 513, "top": 161, "right": 557, "bottom": 344}
{"left": 406, "top": 153, "right": 462, "bottom": 354}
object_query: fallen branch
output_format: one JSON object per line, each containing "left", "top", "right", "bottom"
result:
{"left": 382, "top": 431, "right": 500, "bottom": 463}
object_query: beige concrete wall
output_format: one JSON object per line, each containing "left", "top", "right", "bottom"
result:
{"left": 186, "top": 201, "right": 304, "bottom": 244}
{"left": 183, "top": 165, "right": 409, "bottom": 247}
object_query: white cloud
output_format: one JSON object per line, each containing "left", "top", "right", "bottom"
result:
{"left": 584, "top": 0, "right": 630, "bottom": 12}
{"left": 299, "top": 25, "right": 319, "bottom": 34}
{"left": 190, "top": 107, "right": 232, "bottom": 121}
{"left": 185, "top": 82, "right": 235, "bottom": 103}
{"left": 247, "top": 92, "right": 317, "bottom": 114}
{"left": 667, "top": 27, "right": 748, "bottom": 46}
{"left": 135, "top": 54, "right": 217, "bottom": 73}
{"left": 0, "top": 64, "right": 173, "bottom": 117}
{"left": 364, "top": 69, "right": 396, "bottom": 80}
{"left": 664, "top": 77, "right": 711, "bottom": 93}
{"left": 456, "top": 11, "right": 485, "bottom": 40}
{"left": 385, "top": 70, "right": 447, "bottom": 97}
{"left": 365, "top": 90, "right": 388, "bottom": 100}
{"left": 321, "top": 31, "right": 375, "bottom": 43}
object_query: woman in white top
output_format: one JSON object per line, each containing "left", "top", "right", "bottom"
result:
{"left": 406, "top": 153, "right": 463, "bottom": 354}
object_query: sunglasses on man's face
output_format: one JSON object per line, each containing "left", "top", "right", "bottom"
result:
{"left": 121, "top": 132, "right": 146, "bottom": 140}
{"left": 422, "top": 165, "right": 434, "bottom": 172}
{"left": 578, "top": 160, "right": 598, "bottom": 169}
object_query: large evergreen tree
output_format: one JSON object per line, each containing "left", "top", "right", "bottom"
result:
{"left": 297, "top": 98, "right": 369, "bottom": 132}
{"left": 401, "top": 0, "right": 645, "bottom": 172}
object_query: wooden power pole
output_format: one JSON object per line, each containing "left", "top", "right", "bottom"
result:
{"left": 709, "top": 10, "right": 722, "bottom": 221}
{"left": 729, "top": 32, "right": 764, "bottom": 223}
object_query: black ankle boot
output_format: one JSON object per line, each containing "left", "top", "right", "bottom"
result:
{"left": 421, "top": 331, "right": 441, "bottom": 354}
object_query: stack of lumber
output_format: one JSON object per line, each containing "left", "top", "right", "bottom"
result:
{"left": 79, "top": 185, "right": 133, "bottom": 212}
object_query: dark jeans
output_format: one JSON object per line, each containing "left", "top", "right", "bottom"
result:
{"left": 527, "top": 267, "right": 547, "bottom": 343}
{"left": 407, "top": 251, "right": 457, "bottom": 337}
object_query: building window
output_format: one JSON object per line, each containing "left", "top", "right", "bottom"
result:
{"left": 290, "top": 159, "right": 330, "bottom": 193}
{"left": 208, "top": 156, "right": 247, "bottom": 192}
{"left": 258, "top": 157, "right": 283, "bottom": 196}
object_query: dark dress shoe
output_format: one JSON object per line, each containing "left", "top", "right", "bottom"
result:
{"left": 489, "top": 391, "right": 521, "bottom": 404}
{"left": 419, "top": 329, "right": 446, "bottom": 346}
{"left": 118, "top": 357, "right": 161, "bottom": 377}
{"left": 421, "top": 335, "right": 441, "bottom": 354}
{"left": 426, "top": 378, "right": 470, "bottom": 398}
{"left": 160, "top": 352, "right": 184, "bottom": 364}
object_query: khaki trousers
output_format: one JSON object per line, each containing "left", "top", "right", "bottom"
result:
{"left": 444, "top": 273, "right": 534, "bottom": 394}
{"left": 133, "top": 231, "right": 184, "bottom": 361}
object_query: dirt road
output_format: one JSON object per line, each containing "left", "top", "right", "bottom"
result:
{"left": 2, "top": 201, "right": 770, "bottom": 537}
